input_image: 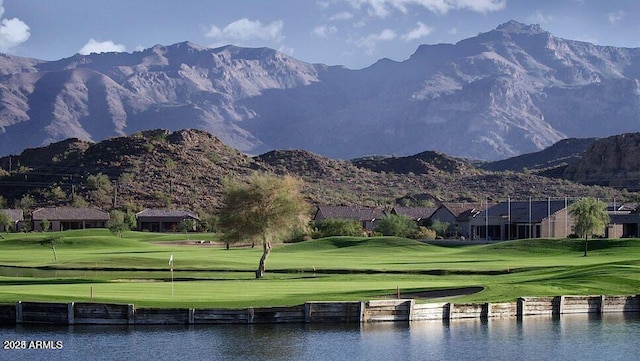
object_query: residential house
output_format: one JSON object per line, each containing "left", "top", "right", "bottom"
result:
{"left": 313, "top": 206, "right": 386, "bottom": 231}
{"left": 390, "top": 206, "right": 437, "bottom": 227}
{"left": 0, "top": 209, "right": 23, "bottom": 232}
{"left": 136, "top": 209, "right": 200, "bottom": 232}
{"left": 470, "top": 200, "right": 574, "bottom": 240}
{"left": 430, "top": 203, "right": 485, "bottom": 238}
{"left": 32, "top": 207, "right": 109, "bottom": 232}
{"left": 606, "top": 203, "right": 640, "bottom": 238}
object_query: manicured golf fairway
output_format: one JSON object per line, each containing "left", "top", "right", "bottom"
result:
{"left": 1, "top": 230, "right": 639, "bottom": 308}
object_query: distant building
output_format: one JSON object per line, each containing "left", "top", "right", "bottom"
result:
{"left": 606, "top": 202, "right": 640, "bottom": 238}
{"left": 390, "top": 206, "right": 437, "bottom": 227}
{"left": 470, "top": 200, "right": 574, "bottom": 240}
{"left": 431, "top": 203, "right": 486, "bottom": 238}
{"left": 32, "top": 207, "right": 109, "bottom": 232}
{"left": 313, "top": 206, "right": 386, "bottom": 231}
{"left": 136, "top": 209, "right": 200, "bottom": 232}
{"left": 0, "top": 209, "right": 23, "bottom": 232}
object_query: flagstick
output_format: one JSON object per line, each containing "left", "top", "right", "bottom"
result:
{"left": 169, "top": 254, "right": 174, "bottom": 298}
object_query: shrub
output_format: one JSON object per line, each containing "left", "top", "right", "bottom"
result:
{"left": 416, "top": 226, "right": 436, "bottom": 240}
{"left": 314, "top": 219, "right": 363, "bottom": 238}
{"left": 374, "top": 215, "right": 419, "bottom": 239}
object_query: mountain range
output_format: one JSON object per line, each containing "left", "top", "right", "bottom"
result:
{"left": 0, "top": 20, "right": 639, "bottom": 160}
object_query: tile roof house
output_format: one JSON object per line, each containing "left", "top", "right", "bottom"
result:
{"left": 136, "top": 209, "right": 200, "bottom": 232}
{"left": 430, "top": 203, "right": 486, "bottom": 238}
{"left": 0, "top": 209, "right": 23, "bottom": 232}
{"left": 608, "top": 212, "right": 640, "bottom": 238}
{"left": 390, "top": 206, "right": 437, "bottom": 226}
{"left": 32, "top": 207, "right": 109, "bottom": 232}
{"left": 470, "top": 200, "right": 574, "bottom": 240}
{"left": 313, "top": 206, "right": 387, "bottom": 231}
{"left": 606, "top": 202, "right": 640, "bottom": 238}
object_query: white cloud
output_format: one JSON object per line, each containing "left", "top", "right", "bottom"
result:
{"left": 78, "top": 39, "right": 126, "bottom": 55}
{"left": 330, "top": 11, "right": 354, "bottom": 21}
{"left": 206, "top": 18, "right": 284, "bottom": 42}
{"left": 608, "top": 10, "right": 625, "bottom": 25}
{"left": 352, "top": 28, "right": 397, "bottom": 54}
{"left": 345, "top": 0, "right": 506, "bottom": 17}
{"left": 402, "top": 21, "right": 433, "bottom": 41}
{"left": 527, "top": 10, "right": 554, "bottom": 24}
{"left": 0, "top": 1, "right": 30, "bottom": 52}
{"left": 313, "top": 25, "right": 338, "bottom": 38}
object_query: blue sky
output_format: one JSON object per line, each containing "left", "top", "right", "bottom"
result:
{"left": 3, "top": 0, "right": 640, "bottom": 69}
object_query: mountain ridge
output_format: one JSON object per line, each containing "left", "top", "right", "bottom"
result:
{"left": 0, "top": 129, "right": 626, "bottom": 212}
{"left": 1, "top": 21, "right": 639, "bottom": 160}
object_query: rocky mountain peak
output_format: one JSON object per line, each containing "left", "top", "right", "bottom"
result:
{"left": 495, "top": 20, "right": 545, "bottom": 35}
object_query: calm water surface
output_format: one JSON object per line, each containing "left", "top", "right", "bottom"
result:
{"left": 1, "top": 313, "right": 639, "bottom": 361}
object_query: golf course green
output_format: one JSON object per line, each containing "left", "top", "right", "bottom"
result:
{"left": 0, "top": 229, "right": 639, "bottom": 308}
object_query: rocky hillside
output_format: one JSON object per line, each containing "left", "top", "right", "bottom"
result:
{"left": 0, "top": 130, "right": 627, "bottom": 214}
{"left": 562, "top": 133, "right": 640, "bottom": 190}
{"left": 1, "top": 21, "right": 640, "bottom": 161}
{"left": 480, "top": 138, "right": 598, "bottom": 172}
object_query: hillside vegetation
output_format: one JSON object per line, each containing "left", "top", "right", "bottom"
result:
{"left": 0, "top": 129, "right": 629, "bottom": 214}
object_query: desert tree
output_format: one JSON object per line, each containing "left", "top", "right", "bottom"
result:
{"left": 108, "top": 210, "right": 130, "bottom": 238}
{"left": 39, "top": 236, "right": 62, "bottom": 261}
{"left": 86, "top": 173, "right": 113, "bottom": 207}
{"left": 570, "top": 197, "right": 610, "bottom": 257}
{"left": 218, "top": 174, "right": 309, "bottom": 278}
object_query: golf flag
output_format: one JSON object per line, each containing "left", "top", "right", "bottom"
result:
{"left": 169, "top": 254, "right": 174, "bottom": 271}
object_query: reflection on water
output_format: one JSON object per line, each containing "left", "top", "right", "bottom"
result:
{"left": 1, "top": 313, "right": 639, "bottom": 361}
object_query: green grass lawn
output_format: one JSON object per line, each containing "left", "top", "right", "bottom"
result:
{"left": 0, "top": 230, "right": 639, "bottom": 308}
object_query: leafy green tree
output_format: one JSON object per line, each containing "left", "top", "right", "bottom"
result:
{"left": 16, "top": 194, "right": 35, "bottom": 211}
{"left": 314, "top": 219, "right": 363, "bottom": 238}
{"left": 124, "top": 212, "right": 137, "bottom": 230}
{"left": 40, "top": 219, "right": 51, "bottom": 232}
{"left": 218, "top": 174, "right": 309, "bottom": 278}
{"left": 179, "top": 219, "right": 197, "bottom": 233}
{"left": 0, "top": 195, "right": 7, "bottom": 208}
{"left": 430, "top": 220, "right": 450, "bottom": 238}
{"left": 49, "top": 186, "right": 67, "bottom": 202}
{"left": 0, "top": 212, "right": 12, "bottom": 233}
{"left": 72, "top": 196, "right": 89, "bottom": 208}
{"left": 374, "top": 214, "right": 419, "bottom": 239}
{"left": 196, "top": 210, "right": 217, "bottom": 232}
{"left": 108, "top": 210, "right": 130, "bottom": 238}
{"left": 570, "top": 197, "right": 610, "bottom": 257}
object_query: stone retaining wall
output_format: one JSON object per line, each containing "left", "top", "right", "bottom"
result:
{"left": 2, "top": 295, "right": 638, "bottom": 326}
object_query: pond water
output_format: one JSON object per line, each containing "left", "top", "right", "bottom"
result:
{"left": 2, "top": 313, "right": 639, "bottom": 360}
